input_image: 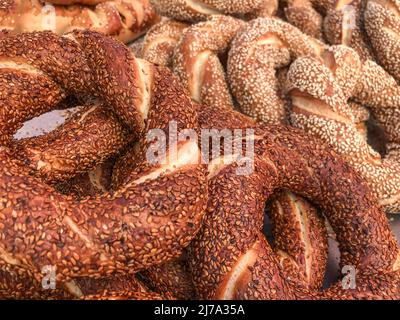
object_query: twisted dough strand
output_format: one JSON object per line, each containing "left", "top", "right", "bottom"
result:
{"left": 150, "top": 0, "right": 264, "bottom": 22}
{"left": 0, "top": 0, "right": 160, "bottom": 43}
{"left": 173, "top": 15, "right": 245, "bottom": 109}
{"left": 188, "top": 105, "right": 400, "bottom": 299}
{"left": 228, "top": 17, "right": 325, "bottom": 124}
{"left": 288, "top": 45, "right": 400, "bottom": 213}
{"left": 324, "top": 0, "right": 374, "bottom": 61}
{"left": 0, "top": 31, "right": 207, "bottom": 288}
{"left": 364, "top": 0, "right": 400, "bottom": 81}
{"left": 142, "top": 18, "right": 189, "bottom": 67}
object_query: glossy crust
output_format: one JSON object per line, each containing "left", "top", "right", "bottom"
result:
{"left": 0, "top": 32, "right": 131, "bottom": 183}
{"left": 112, "top": 102, "right": 328, "bottom": 299}
{"left": 0, "top": 31, "right": 207, "bottom": 298}
{"left": 188, "top": 105, "right": 400, "bottom": 299}
{"left": 288, "top": 45, "right": 400, "bottom": 213}
{"left": 228, "top": 17, "right": 325, "bottom": 124}
{"left": 0, "top": 31, "right": 93, "bottom": 144}
{"left": 173, "top": 15, "right": 245, "bottom": 109}
{"left": 0, "top": 0, "right": 160, "bottom": 43}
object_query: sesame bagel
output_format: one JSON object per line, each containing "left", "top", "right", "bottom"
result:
{"left": 142, "top": 18, "right": 189, "bottom": 67}
{"left": 1, "top": 267, "right": 168, "bottom": 299}
{"left": 111, "top": 101, "right": 329, "bottom": 299}
{"left": 283, "top": 0, "right": 328, "bottom": 40}
{"left": 287, "top": 45, "right": 400, "bottom": 213}
{"left": 11, "top": 103, "right": 131, "bottom": 184}
{"left": 138, "top": 188, "right": 329, "bottom": 300}
{"left": 0, "top": 0, "right": 160, "bottom": 43}
{"left": 150, "top": 0, "right": 264, "bottom": 22}
{"left": 173, "top": 15, "right": 245, "bottom": 109}
{"left": 0, "top": 30, "right": 207, "bottom": 297}
{"left": 364, "top": 0, "right": 400, "bottom": 81}
{"left": 188, "top": 105, "right": 400, "bottom": 299}
{"left": 323, "top": 0, "right": 375, "bottom": 61}
{"left": 0, "top": 32, "right": 131, "bottom": 183}
{"left": 228, "top": 17, "right": 325, "bottom": 124}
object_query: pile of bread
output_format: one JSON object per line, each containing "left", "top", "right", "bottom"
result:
{"left": 0, "top": 0, "right": 399, "bottom": 300}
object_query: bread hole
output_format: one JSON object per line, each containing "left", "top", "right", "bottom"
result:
{"left": 14, "top": 108, "right": 73, "bottom": 140}
{"left": 263, "top": 191, "right": 339, "bottom": 290}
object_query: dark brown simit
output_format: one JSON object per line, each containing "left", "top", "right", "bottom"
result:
{"left": 0, "top": 30, "right": 207, "bottom": 298}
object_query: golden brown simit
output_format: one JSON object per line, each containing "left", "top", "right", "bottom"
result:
{"left": 150, "top": 0, "right": 266, "bottom": 22}
{"left": 323, "top": 0, "right": 375, "bottom": 61}
{"left": 173, "top": 15, "right": 245, "bottom": 110}
{"left": 287, "top": 45, "right": 400, "bottom": 213}
{"left": 282, "top": 0, "right": 332, "bottom": 39}
{"left": 141, "top": 18, "right": 189, "bottom": 67}
{"left": 0, "top": 30, "right": 207, "bottom": 298}
{"left": 0, "top": 0, "right": 160, "bottom": 43}
{"left": 364, "top": 0, "right": 400, "bottom": 81}
{"left": 111, "top": 101, "right": 329, "bottom": 299}
{"left": 228, "top": 17, "right": 325, "bottom": 124}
